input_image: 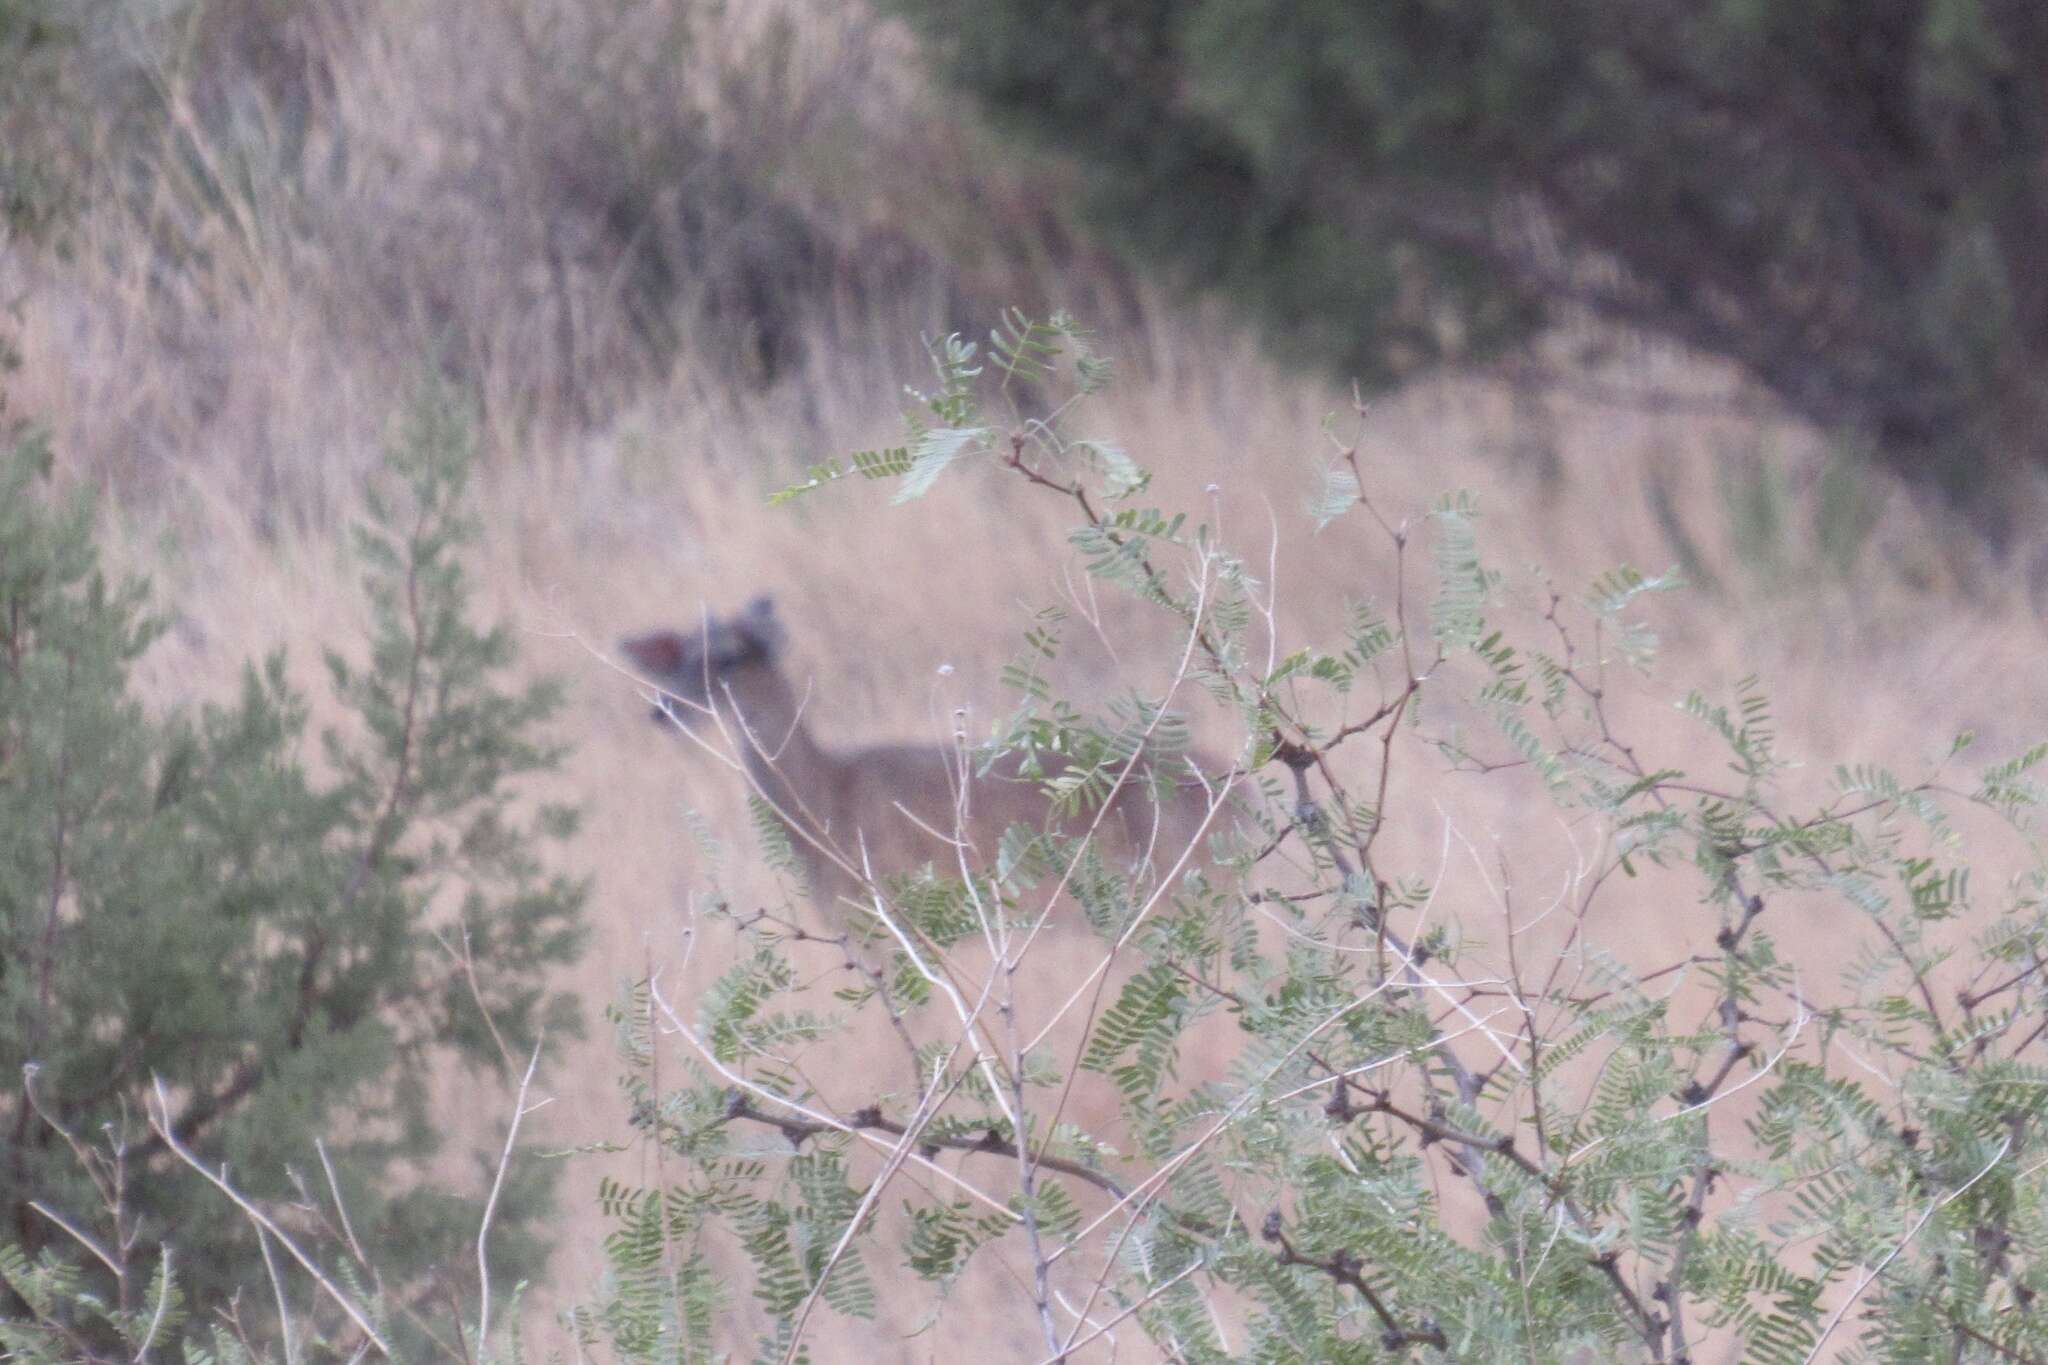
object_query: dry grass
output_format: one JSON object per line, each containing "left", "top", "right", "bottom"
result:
{"left": 8, "top": 0, "right": 2048, "bottom": 1356}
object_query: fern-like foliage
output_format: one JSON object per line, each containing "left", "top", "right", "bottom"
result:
{"left": 33, "top": 310, "right": 2048, "bottom": 1363}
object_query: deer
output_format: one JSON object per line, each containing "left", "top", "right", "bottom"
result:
{"left": 618, "top": 597, "right": 1225, "bottom": 932}
{"left": 621, "top": 599, "right": 1247, "bottom": 1218}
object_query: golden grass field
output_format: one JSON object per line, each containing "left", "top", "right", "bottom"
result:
{"left": 10, "top": 1, "right": 2048, "bottom": 1357}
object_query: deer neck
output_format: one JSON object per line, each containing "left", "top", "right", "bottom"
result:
{"left": 715, "top": 664, "right": 832, "bottom": 803}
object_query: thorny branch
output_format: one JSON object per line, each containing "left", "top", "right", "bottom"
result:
{"left": 1005, "top": 410, "right": 1683, "bottom": 1354}
{"left": 1263, "top": 1215, "right": 1448, "bottom": 1351}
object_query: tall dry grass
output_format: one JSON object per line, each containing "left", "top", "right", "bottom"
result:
{"left": 8, "top": 0, "right": 2048, "bottom": 1355}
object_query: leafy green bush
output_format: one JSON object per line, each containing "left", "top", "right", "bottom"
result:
{"left": 585, "top": 314, "right": 2048, "bottom": 1363}
{"left": 0, "top": 0, "right": 75, "bottom": 238}
{"left": 0, "top": 385, "right": 585, "bottom": 1360}
{"left": 16, "top": 315, "right": 2048, "bottom": 1364}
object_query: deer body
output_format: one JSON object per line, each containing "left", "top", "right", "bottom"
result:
{"left": 621, "top": 598, "right": 1216, "bottom": 917}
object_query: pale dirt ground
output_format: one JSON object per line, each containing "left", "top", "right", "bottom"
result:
{"left": 11, "top": 3, "right": 2048, "bottom": 1358}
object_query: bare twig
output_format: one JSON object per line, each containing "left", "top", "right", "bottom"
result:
{"left": 254, "top": 1226, "right": 296, "bottom": 1365}
{"left": 133, "top": 1245, "right": 172, "bottom": 1364}
{"left": 143, "top": 1077, "right": 391, "bottom": 1357}
{"left": 1802, "top": 1133, "right": 2014, "bottom": 1363}
{"left": 314, "top": 1139, "right": 370, "bottom": 1269}
{"left": 475, "top": 1037, "right": 546, "bottom": 1351}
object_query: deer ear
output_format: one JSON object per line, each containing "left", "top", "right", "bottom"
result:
{"left": 737, "top": 596, "right": 786, "bottom": 659}
{"left": 620, "top": 630, "right": 685, "bottom": 676}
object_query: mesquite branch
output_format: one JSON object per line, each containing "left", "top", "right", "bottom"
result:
{"left": 1262, "top": 1214, "right": 1447, "bottom": 1351}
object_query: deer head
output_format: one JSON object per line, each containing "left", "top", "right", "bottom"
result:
{"left": 619, "top": 595, "right": 788, "bottom": 726}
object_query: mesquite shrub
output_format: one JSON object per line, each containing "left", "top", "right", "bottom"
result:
{"left": 590, "top": 314, "right": 2048, "bottom": 1364}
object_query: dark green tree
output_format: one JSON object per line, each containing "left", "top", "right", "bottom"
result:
{"left": 0, "top": 386, "right": 586, "bottom": 1354}
{"left": 888, "top": 0, "right": 2048, "bottom": 519}
{"left": 0, "top": 0, "right": 115, "bottom": 244}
